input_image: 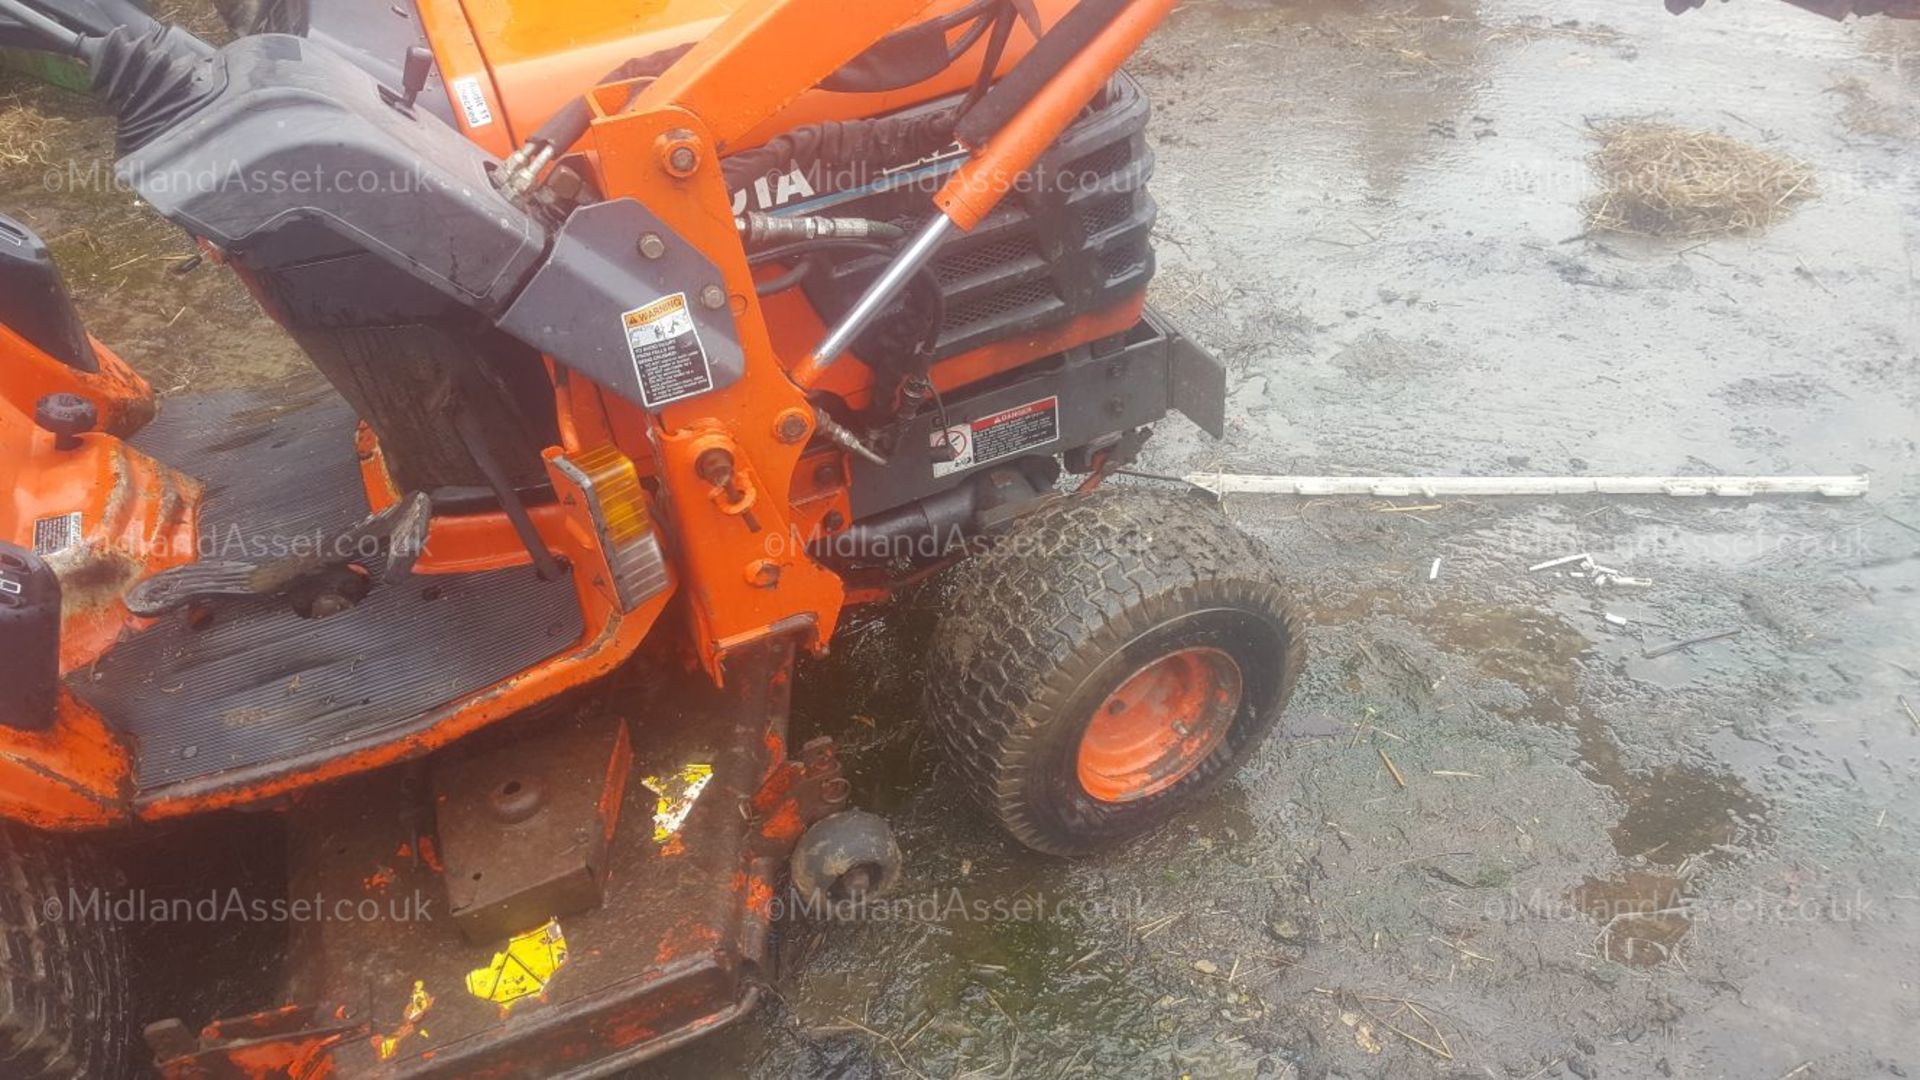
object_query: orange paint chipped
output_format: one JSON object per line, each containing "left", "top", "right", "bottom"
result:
{"left": 363, "top": 866, "right": 396, "bottom": 892}
{"left": 745, "top": 876, "right": 775, "bottom": 916}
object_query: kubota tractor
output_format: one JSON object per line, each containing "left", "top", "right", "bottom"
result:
{"left": 0, "top": 0, "right": 1310, "bottom": 1075}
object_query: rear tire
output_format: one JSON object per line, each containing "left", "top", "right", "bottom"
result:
{"left": 927, "top": 491, "right": 1305, "bottom": 856}
{"left": 0, "top": 825, "right": 133, "bottom": 1079}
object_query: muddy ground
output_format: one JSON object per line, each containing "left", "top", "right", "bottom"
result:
{"left": 5, "top": 0, "right": 1917, "bottom": 1077}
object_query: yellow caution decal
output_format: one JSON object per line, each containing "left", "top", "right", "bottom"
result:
{"left": 465, "top": 920, "right": 569, "bottom": 1009}
{"left": 644, "top": 763, "right": 714, "bottom": 843}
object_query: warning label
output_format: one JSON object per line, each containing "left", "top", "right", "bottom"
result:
{"left": 931, "top": 396, "right": 1061, "bottom": 478}
{"left": 621, "top": 293, "right": 714, "bottom": 408}
{"left": 33, "top": 511, "right": 82, "bottom": 556}
{"left": 451, "top": 76, "right": 494, "bottom": 129}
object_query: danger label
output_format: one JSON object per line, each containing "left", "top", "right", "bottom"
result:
{"left": 932, "top": 396, "right": 1060, "bottom": 478}
{"left": 621, "top": 293, "right": 714, "bottom": 408}
{"left": 451, "top": 76, "right": 494, "bottom": 129}
{"left": 33, "top": 511, "right": 82, "bottom": 556}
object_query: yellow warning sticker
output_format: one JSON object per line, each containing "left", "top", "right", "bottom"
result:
{"left": 644, "top": 762, "right": 714, "bottom": 843}
{"left": 465, "top": 920, "right": 569, "bottom": 1008}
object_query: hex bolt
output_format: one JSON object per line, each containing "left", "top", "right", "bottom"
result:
{"left": 773, "top": 409, "right": 810, "bottom": 444}
{"left": 699, "top": 284, "right": 727, "bottom": 310}
{"left": 637, "top": 233, "right": 667, "bottom": 259}
{"left": 658, "top": 129, "right": 701, "bottom": 178}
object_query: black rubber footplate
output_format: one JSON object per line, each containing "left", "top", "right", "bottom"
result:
{"left": 66, "top": 382, "right": 584, "bottom": 794}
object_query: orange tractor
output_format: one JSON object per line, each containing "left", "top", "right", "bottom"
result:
{"left": 2, "top": 0, "right": 1908, "bottom": 1072}
{"left": 0, "top": 0, "right": 1307, "bottom": 1074}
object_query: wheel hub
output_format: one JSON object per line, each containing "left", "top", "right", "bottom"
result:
{"left": 1076, "top": 646, "right": 1244, "bottom": 803}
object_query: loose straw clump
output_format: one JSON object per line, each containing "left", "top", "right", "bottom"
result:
{"left": 1584, "top": 121, "right": 1817, "bottom": 238}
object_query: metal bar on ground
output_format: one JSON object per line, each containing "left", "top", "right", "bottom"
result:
{"left": 1182, "top": 474, "right": 1870, "bottom": 498}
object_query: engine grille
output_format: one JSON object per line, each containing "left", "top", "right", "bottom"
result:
{"left": 794, "top": 74, "right": 1157, "bottom": 365}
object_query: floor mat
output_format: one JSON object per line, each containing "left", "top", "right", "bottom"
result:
{"left": 68, "top": 383, "right": 584, "bottom": 794}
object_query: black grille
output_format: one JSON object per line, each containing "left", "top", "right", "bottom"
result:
{"left": 1067, "top": 140, "right": 1135, "bottom": 185}
{"left": 1080, "top": 193, "right": 1133, "bottom": 239}
{"left": 795, "top": 73, "right": 1157, "bottom": 364}
{"left": 1100, "top": 243, "right": 1147, "bottom": 280}
{"left": 936, "top": 234, "right": 1039, "bottom": 285}
{"left": 943, "top": 279, "right": 1056, "bottom": 332}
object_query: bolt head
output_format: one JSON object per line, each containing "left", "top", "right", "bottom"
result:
{"left": 669, "top": 145, "right": 698, "bottom": 173}
{"left": 638, "top": 233, "right": 666, "bottom": 259}
{"left": 774, "top": 411, "right": 810, "bottom": 443}
{"left": 695, "top": 447, "right": 734, "bottom": 483}
{"left": 699, "top": 284, "right": 727, "bottom": 310}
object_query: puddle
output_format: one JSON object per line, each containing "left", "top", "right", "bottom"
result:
{"left": 1610, "top": 766, "right": 1767, "bottom": 866}
{"left": 1573, "top": 871, "right": 1693, "bottom": 968}
{"left": 1319, "top": 589, "right": 1772, "bottom": 866}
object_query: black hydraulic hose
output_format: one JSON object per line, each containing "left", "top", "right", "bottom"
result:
{"left": 936, "top": 0, "right": 1001, "bottom": 30}
{"left": 525, "top": 44, "right": 692, "bottom": 158}
{"left": 750, "top": 237, "right": 898, "bottom": 297}
{"left": 946, "top": 9, "right": 995, "bottom": 61}
{"left": 0, "top": 0, "right": 84, "bottom": 52}
{"left": 754, "top": 255, "right": 820, "bottom": 298}
{"left": 961, "top": 2, "right": 1019, "bottom": 115}
{"left": 954, "top": 0, "right": 1131, "bottom": 149}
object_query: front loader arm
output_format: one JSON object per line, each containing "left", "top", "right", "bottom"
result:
{"left": 630, "top": 0, "right": 945, "bottom": 154}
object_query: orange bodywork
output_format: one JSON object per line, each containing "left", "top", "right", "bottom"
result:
{"left": 0, "top": 0, "right": 1176, "bottom": 827}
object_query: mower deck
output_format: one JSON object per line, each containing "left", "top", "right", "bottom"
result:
{"left": 148, "top": 644, "right": 796, "bottom": 1079}
{"left": 67, "top": 385, "right": 584, "bottom": 794}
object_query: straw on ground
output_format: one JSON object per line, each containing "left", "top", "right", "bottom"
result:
{"left": 1585, "top": 120, "right": 1816, "bottom": 238}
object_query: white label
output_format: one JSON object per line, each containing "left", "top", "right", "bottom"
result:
{"left": 931, "top": 396, "right": 1061, "bottom": 478}
{"left": 452, "top": 76, "right": 494, "bottom": 129}
{"left": 32, "top": 511, "right": 82, "bottom": 556}
{"left": 622, "top": 293, "right": 714, "bottom": 408}
{"left": 0, "top": 577, "right": 20, "bottom": 596}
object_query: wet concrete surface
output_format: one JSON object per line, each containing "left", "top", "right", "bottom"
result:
{"left": 6, "top": 0, "right": 1917, "bottom": 1076}
{"left": 650, "top": 2, "right": 1920, "bottom": 1077}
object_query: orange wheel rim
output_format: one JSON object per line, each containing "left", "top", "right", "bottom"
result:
{"left": 1076, "top": 646, "right": 1243, "bottom": 803}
